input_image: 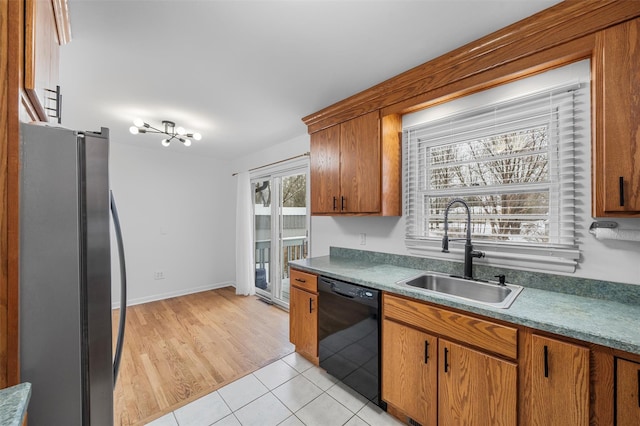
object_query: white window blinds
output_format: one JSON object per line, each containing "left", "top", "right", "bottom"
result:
{"left": 404, "top": 82, "right": 586, "bottom": 272}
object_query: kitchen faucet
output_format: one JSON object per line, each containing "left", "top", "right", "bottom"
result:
{"left": 442, "top": 198, "right": 484, "bottom": 279}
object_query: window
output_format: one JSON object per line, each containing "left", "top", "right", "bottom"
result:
{"left": 404, "top": 61, "right": 589, "bottom": 272}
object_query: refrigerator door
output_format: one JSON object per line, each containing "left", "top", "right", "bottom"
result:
{"left": 81, "top": 128, "right": 113, "bottom": 425}
{"left": 19, "top": 123, "right": 113, "bottom": 426}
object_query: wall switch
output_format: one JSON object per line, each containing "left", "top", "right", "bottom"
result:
{"left": 154, "top": 271, "right": 165, "bottom": 280}
{"left": 360, "top": 233, "right": 366, "bottom": 245}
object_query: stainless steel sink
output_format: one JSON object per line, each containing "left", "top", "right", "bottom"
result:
{"left": 396, "top": 272, "right": 523, "bottom": 309}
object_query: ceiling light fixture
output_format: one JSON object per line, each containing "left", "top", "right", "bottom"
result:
{"left": 129, "top": 119, "right": 202, "bottom": 147}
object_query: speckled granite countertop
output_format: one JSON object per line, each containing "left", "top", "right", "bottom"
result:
{"left": 291, "top": 250, "right": 640, "bottom": 355}
{"left": 0, "top": 383, "right": 31, "bottom": 426}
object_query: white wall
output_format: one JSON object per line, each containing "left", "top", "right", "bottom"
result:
{"left": 110, "top": 143, "right": 236, "bottom": 307}
{"left": 229, "top": 133, "right": 310, "bottom": 175}
{"left": 233, "top": 129, "right": 640, "bottom": 286}
{"left": 106, "top": 101, "right": 639, "bottom": 307}
{"left": 311, "top": 62, "right": 640, "bottom": 286}
{"left": 311, "top": 217, "right": 640, "bottom": 285}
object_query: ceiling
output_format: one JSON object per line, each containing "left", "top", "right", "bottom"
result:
{"left": 60, "top": 0, "right": 560, "bottom": 159}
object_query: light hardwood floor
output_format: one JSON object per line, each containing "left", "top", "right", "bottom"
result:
{"left": 112, "top": 286, "right": 294, "bottom": 426}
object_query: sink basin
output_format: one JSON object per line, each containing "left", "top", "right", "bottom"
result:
{"left": 396, "top": 272, "right": 523, "bottom": 309}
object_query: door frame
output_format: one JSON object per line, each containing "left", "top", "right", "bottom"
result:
{"left": 250, "top": 157, "right": 310, "bottom": 309}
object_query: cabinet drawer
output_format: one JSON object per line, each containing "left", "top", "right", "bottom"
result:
{"left": 383, "top": 294, "right": 517, "bottom": 359}
{"left": 290, "top": 269, "right": 318, "bottom": 293}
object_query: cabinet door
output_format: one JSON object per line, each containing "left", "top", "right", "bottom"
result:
{"left": 24, "top": 0, "right": 61, "bottom": 122}
{"left": 310, "top": 125, "right": 341, "bottom": 214}
{"left": 439, "top": 339, "right": 517, "bottom": 426}
{"left": 340, "top": 111, "right": 381, "bottom": 213}
{"left": 289, "top": 286, "right": 318, "bottom": 358}
{"left": 381, "top": 319, "right": 437, "bottom": 426}
{"left": 617, "top": 358, "right": 640, "bottom": 426}
{"left": 530, "top": 334, "right": 589, "bottom": 425}
{"left": 594, "top": 17, "right": 640, "bottom": 215}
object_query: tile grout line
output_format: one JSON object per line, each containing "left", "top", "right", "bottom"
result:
{"left": 150, "top": 353, "right": 400, "bottom": 426}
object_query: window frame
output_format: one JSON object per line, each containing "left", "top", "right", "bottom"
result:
{"left": 402, "top": 61, "right": 590, "bottom": 273}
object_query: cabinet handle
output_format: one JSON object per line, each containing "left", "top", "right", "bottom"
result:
{"left": 309, "top": 297, "right": 313, "bottom": 313}
{"left": 543, "top": 345, "right": 549, "bottom": 378}
{"left": 637, "top": 369, "right": 640, "bottom": 408}
{"left": 333, "top": 196, "right": 337, "bottom": 211}
{"left": 443, "top": 347, "right": 449, "bottom": 373}
{"left": 619, "top": 177, "right": 625, "bottom": 206}
{"left": 424, "top": 341, "right": 429, "bottom": 364}
{"left": 341, "top": 196, "right": 346, "bottom": 211}
{"left": 44, "top": 85, "right": 62, "bottom": 124}
{"left": 295, "top": 278, "right": 306, "bottom": 283}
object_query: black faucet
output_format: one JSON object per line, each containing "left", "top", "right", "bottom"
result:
{"left": 442, "top": 198, "right": 485, "bottom": 279}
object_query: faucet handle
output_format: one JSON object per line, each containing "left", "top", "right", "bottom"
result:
{"left": 471, "top": 250, "right": 484, "bottom": 258}
{"left": 441, "top": 236, "right": 449, "bottom": 253}
{"left": 494, "top": 274, "right": 506, "bottom": 286}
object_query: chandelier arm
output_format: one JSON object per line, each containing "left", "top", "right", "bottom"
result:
{"left": 131, "top": 119, "right": 198, "bottom": 147}
{"left": 142, "top": 123, "right": 167, "bottom": 134}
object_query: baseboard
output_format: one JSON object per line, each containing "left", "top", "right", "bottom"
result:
{"left": 112, "top": 281, "right": 236, "bottom": 309}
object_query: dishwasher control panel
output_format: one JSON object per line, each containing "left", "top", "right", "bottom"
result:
{"left": 319, "top": 277, "right": 379, "bottom": 304}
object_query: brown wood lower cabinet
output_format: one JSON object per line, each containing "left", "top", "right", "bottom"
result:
{"left": 289, "top": 286, "right": 317, "bottom": 358}
{"left": 382, "top": 319, "right": 437, "bottom": 426}
{"left": 370, "top": 291, "right": 640, "bottom": 426}
{"left": 617, "top": 358, "right": 640, "bottom": 426}
{"left": 382, "top": 294, "right": 517, "bottom": 426}
{"left": 289, "top": 269, "right": 318, "bottom": 363}
{"left": 439, "top": 339, "right": 517, "bottom": 426}
{"left": 529, "top": 334, "right": 590, "bottom": 425}
{"left": 382, "top": 317, "right": 517, "bottom": 426}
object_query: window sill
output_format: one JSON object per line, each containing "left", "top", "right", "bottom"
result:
{"left": 406, "top": 238, "right": 579, "bottom": 273}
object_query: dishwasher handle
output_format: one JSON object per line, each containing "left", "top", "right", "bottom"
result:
{"left": 331, "top": 286, "right": 356, "bottom": 299}
{"left": 318, "top": 277, "right": 379, "bottom": 307}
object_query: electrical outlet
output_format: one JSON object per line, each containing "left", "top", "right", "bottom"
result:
{"left": 154, "top": 271, "right": 165, "bottom": 280}
{"left": 360, "top": 233, "right": 366, "bottom": 245}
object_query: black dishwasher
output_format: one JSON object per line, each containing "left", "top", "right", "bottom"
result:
{"left": 318, "top": 276, "right": 382, "bottom": 405}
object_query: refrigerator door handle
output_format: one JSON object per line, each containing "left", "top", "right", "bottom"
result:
{"left": 110, "top": 190, "right": 128, "bottom": 387}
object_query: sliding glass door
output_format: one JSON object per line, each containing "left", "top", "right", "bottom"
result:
{"left": 252, "top": 162, "right": 309, "bottom": 308}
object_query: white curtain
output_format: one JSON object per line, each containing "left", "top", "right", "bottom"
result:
{"left": 235, "top": 172, "right": 255, "bottom": 295}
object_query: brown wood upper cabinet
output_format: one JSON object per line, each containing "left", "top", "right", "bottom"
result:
{"left": 23, "top": 0, "right": 70, "bottom": 123}
{"left": 310, "top": 111, "right": 401, "bottom": 216}
{"left": 593, "top": 17, "right": 640, "bottom": 216}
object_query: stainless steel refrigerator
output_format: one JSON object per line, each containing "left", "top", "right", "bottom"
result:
{"left": 19, "top": 123, "right": 128, "bottom": 425}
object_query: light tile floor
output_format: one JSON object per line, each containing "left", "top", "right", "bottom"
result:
{"left": 146, "top": 352, "right": 403, "bottom": 426}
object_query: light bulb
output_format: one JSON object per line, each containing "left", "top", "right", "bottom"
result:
{"left": 193, "top": 132, "right": 202, "bottom": 141}
{"left": 176, "top": 126, "right": 186, "bottom": 135}
{"left": 161, "top": 139, "right": 170, "bottom": 147}
{"left": 129, "top": 126, "right": 139, "bottom": 134}
{"left": 133, "top": 118, "right": 144, "bottom": 127}
{"left": 183, "top": 139, "right": 192, "bottom": 147}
